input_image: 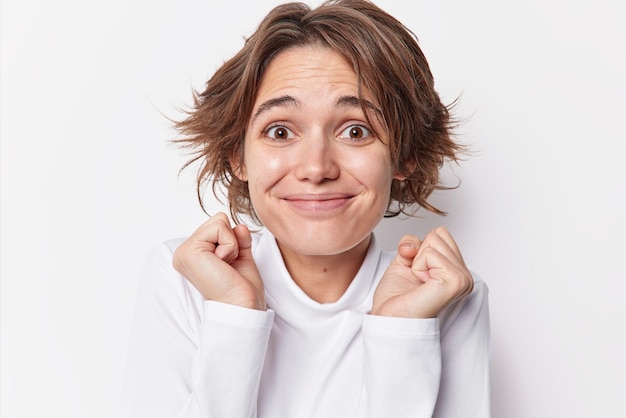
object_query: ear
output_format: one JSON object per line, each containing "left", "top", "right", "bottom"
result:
{"left": 393, "top": 171, "right": 407, "bottom": 181}
{"left": 392, "top": 160, "right": 417, "bottom": 181}
{"left": 230, "top": 154, "right": 247, "bottom": 181}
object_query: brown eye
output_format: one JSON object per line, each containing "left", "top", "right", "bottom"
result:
{"left": 274, "top": 128, "right": 288, "bottom": 139}
{"left": 349, "top": 126, "right": 364, "bottom": 138}
{"left": 266, "top": 125, "right": 294, "bottom": 141}
{"left": 339, "top": 125, "right": 371, "bottom": 141}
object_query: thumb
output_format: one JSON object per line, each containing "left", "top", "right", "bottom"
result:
{"left": 393, "top": 235, "right": 421, "bottom": 267}
{"left": 230, "top": 224, "right": 263, "bottom": 297}
{"left": 233, "top": 224, "right": 254, "bottom": 260}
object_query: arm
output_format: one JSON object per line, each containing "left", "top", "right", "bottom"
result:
{"left": 120, "top": 214, "right": 273, "bottom": 418}
{"left": 361, "top": 315, "right": 441, "bottom": 417}
{"left": 434, "top": 279, "right": 490, "bottom": 417}
{"left": 366, "top": 228, "right": 490, "bottom": 417}
{"left": 362, "top": 280, "right": 490, "bottom": 418}
{"left": 120, "top": 242, "right": 274, "bottom": 418}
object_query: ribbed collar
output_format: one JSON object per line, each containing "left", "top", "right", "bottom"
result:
{"left": 252, "top": 230, "right": 383, "bottom": 320}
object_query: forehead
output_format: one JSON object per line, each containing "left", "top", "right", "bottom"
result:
{"left": 254, "top": 45, "right": 359, "bottom": 102}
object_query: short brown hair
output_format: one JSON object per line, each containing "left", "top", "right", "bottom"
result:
{"left": 175, "top": 0, "right": 463, "bottom": 224}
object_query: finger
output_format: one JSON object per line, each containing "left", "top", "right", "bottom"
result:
{"left": 420, "top": 227, "right": 464, "bottom": 264}
{"left": 191, "top": 212, "right": 239, "bottom": 263}
{"left": 411, "top": 246, "right": 474, "bottom": 298}
{"left": 231, "top": 224, "right": 264, "bottom": 294}
{"left": 412, "top": 245, "right": 457, "bottom": 278}
{"left": 417, "top": 228, "right": 466, "bottom": 271}
{"left": 392, "top": 235, "right": 421, "bottom": 267}
{"left": 232, "top": 224, "right": 253, "bottom": 260}
{"left": 411, "top": 245, "right": 449, "bottom": 281}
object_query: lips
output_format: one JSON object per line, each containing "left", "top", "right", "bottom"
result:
{"left": 282, "top": 193, "right": 355, "bottom": 213}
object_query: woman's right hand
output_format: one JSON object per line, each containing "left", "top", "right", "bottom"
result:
{"left": 172, "top": 212, "right": 266, "bottom": 310}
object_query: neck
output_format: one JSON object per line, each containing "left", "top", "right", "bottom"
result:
{"left": 277, "top": 235, "right": 371, "bottom": 303}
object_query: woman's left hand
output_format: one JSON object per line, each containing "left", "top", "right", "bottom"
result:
{"left": 371, "top": 227, "right": 474, "bottom": 318}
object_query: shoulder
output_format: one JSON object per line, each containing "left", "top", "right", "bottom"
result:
{"left": 161, "top": 236, "right": 187, "bottom": 255}
{"left": 138, "top": 237, "right": 203, "bottom": 319}
{"left": 139, "top": 237, "right": 187, "bottom": 284}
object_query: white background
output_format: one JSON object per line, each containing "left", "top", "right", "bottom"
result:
{"left": 1, "top": 0, "right": 625, "bottom": 417}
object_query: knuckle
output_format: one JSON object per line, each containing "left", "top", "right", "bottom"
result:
{"left": 456, "top": 272, "right": 474, "bottom": 297}
{"left": 444, "top": 271, "right": 473, "bottom": 297}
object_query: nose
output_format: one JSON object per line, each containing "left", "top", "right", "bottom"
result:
{"left": 294, "top": 133, "right": 339, "bottom": 183}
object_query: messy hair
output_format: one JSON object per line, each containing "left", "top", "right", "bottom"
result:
{"left": 175, "top": 0, "right": 463, "bottom": 224}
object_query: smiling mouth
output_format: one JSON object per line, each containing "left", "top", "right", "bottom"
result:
{"left": 283, "top": 194, "right": 354, "bottom": 212}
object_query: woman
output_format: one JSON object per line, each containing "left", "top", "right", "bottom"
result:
{"left": 121, "top": 1, "right": 490, "bottom": 417}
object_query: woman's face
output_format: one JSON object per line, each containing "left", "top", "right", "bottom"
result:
{"left": 239, "top": 45, "right": 404, "bottom": 258}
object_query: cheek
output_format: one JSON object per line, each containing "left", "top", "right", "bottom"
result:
{"left": 245, "top": 151, "right": 288, "bottom": 195}
{"left": 263, "top": 154, "right": 289, "bottom": 173}
{"left": 246, "top": 142, "right": 287, "bottom": 171}
{"left": 349, "top": 150, "right": 395, "bottom": 187}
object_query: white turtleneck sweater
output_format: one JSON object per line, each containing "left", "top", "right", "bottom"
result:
{"left": 120, "top": 231, "right": 490, "bottom": 418}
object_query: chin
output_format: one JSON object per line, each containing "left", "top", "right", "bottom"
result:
{"left": 273, "top": 229, "right": 373, "bottom": 258}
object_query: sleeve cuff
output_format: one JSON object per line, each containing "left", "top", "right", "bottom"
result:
{"left": 363, "top": 314, "right": 439, "bottom": 337}
{"left": 203, "top": 300, "right": 275, "bottom": 330}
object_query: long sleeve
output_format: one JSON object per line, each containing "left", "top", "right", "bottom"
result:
{"left": 361, "top": 279, "right": 490, "bottom": 418}
{"left": 120, "top": 241, "right": 274, "bottom": 418}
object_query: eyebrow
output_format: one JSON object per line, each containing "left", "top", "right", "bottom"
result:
{"left": 251, "top": 95, "right": 300, "bottom": 124}
{"left": 249, "top": 94, "right": 382, "bottom": 125}
{"left": 336, "top": 95, "right": 382, "bottom": 116}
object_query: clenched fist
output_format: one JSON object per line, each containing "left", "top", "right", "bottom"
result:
{"left": 372, "top": 227, "right": 474, "bottom": 318}
{"left": 172, "top": 213, "right": 266, "bottom": 310}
